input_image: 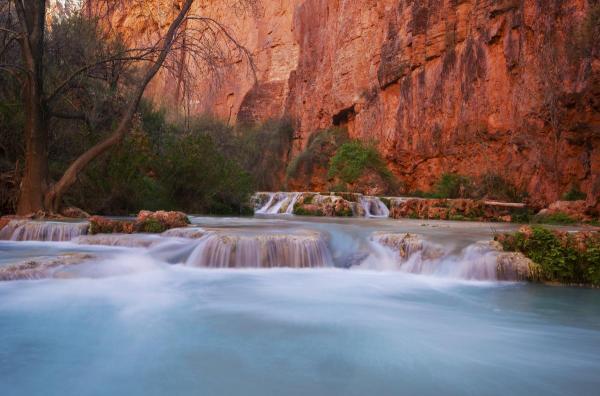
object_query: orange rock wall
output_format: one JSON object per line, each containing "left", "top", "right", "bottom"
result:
{"left": 103, "top": 0, "right": 600, "bottom": 207}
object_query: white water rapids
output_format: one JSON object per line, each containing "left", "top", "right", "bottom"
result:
{"left": 0, "top": 216, "right": 522, "bottom": 280}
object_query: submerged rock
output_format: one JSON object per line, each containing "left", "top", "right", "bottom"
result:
{"left": 74, "top": 234, "right": 160, "bottom": 248}
{"left": 371, "top": 232, "right": 445, "bottom": 261}
{"left": 161, "top": 227, "right": 206, "bottom": 239}
{"left": 0, "top": 253, "right": 95, "bottom": 281}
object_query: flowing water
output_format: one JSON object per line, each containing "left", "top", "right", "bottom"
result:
{"left": 1, "top": 215, "right": 599, "bottom": 395}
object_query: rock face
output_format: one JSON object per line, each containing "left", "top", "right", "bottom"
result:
{"left": 99, "top": 0, "right": 599, "bottom": 206}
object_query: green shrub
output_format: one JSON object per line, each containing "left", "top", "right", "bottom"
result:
{"left": 562, "top": 185, "right": 586, "bottom": 201}
{"left": 287, "top": 127, "right": 348, "bottom": 180}
{"left": 498, "top": 226, "right": 600, "bottom": 285}
{"left": 476, "top": 173, "right": 526, "bottom": 202}
{"left": 328, "top": 140, "right": 392, "bottom": 184}
{"left": 433, "top": 173, "right": 473, "bottom": 199}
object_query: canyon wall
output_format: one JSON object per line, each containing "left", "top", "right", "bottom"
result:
{"left": 106, "top": 0, "right": 600, "bottom": 207}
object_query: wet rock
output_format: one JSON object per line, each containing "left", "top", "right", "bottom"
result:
{"left": 74, "top": 234, "right": 159, "bottom": 248}
{"left": 389, "top": 198, "right": 523, "bottom": 222}
{"left": 137, "top": 210, "right": 190, "bottom": 230}
{"left": 538, "top": 200, "right": 593, "bottom": 222}
{"left": 60, "top": 207, "right": 91, "bottom": 219}
{"left": 89, "top": 211, "right": 190, "bottom": 235}
{"left": 89, "top": 216, "right": 134, "bottom": 235}
{"left": 371, "top": 232, "right": 444, "bottom": 261}
{"left": 161, "top": 227, "right": 206, "bottom": 239}
{"left": 0, "top": 253, "right": 95, "bottom": 281}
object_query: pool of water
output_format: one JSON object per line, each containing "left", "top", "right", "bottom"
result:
{"left": 0, "top": 216, "right": 598, "bottom": 395}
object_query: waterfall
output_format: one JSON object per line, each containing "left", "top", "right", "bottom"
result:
{"left": 367, "top": 232, "right": 500, "bottom": 280}
{"left": 253, "top": 192, "right": 391, "bottom": 218}
{"left": 359, "top": 196, "right": 390, "bottom": 218}
{"left": 0, "top": 220, "right": 89, "bottom": 242}
{"left": 255, "top": 192, "right": 300, "bottom": 215}
{"left": 185, "top": 231, "right": 332, "bottom": 268}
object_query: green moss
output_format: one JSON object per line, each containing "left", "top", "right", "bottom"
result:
{"left": 293, "top": 205, "right": 324, "bottom": 217}
{"left": 449, "top": 214, "right": 467, "bottom": 221}
{"left": 379, "top": 197, "right": 391, "bottom": 209}
{"left": 335, "top": 206, "right": 354, "bottom": 217}
{"left": 139, "top": 218, "right": 167, "bottom": 233}
{"left": 408, "top": 211, "right": 420, "bottom": 219}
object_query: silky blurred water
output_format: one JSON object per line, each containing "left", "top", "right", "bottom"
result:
{"left": 0, "top": 217, "right": 599, "bottom": 395}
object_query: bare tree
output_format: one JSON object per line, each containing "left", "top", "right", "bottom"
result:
{"left": 1, "top": 0, "right": 256, "bottom": 214}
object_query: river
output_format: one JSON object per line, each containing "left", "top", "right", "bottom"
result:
{"left": 0, "top": 215, "right": 599, "bottom": 395}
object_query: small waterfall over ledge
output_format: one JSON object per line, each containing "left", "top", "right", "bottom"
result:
{"left": 0, "top": 220, "right": 89, "bottom": 242}
{"left": 358, "top": 196, "right": 390, "bottom": 218}
{"left": 366, "top": 232, "right": 500, "bottom": 280}
{"left": 253, "top": 192, "right": 390, "bottom": 217}
{"left": 254, "top": 192, "right": 300, "bottom": 215}
{"left": 185, "top": 231, "right": 332, "bottom": 268}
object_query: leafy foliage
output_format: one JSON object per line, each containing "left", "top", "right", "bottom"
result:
{"left": 498, "top": 227, "right": 600, "bottom": 285}
{"left": 328, "top": 140, "right": 392, "bottom": 184}
{"left": 60, "top": 103, "right": 290, "bottom": 215}
{"left": 433, "top": 173, "right": 473, "bottom": 199}
{"left": 287, "top": 128, "right": 349, "bottom": 180}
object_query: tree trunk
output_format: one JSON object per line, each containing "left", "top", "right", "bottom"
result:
{"left": 44, "top": 0, "right": 194, "bottom": 213}
{"left": 15, "top": 0, "right": 49, "bottom": 215}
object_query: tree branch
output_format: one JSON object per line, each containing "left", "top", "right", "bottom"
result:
{"left": 45, "top": 0, "right": 196, "bottom": 212}
{"left": 45, "top": 48, "right": 159, "bottom": 104}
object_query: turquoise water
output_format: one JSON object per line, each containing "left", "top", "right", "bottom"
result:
{"left": 0, "top": 217, "right": 599, "bottom": 395}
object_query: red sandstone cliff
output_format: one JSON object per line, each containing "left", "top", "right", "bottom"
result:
{"left": 98, "top": 0, "right": 600, "bottom": 207}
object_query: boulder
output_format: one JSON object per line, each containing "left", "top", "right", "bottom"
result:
{"left": 89, "top": 211, "right": 190, "bottom": 234}
{"left": 89, "top": 216, "right": 134, "bottom": 234}
{"left": 539, "top": 200, "right": 592, "bottom": 221}
{"left": 60, "top": 206, "right": 91, "bottom": 219}
{"left": 136, "top": 210, "right": 190, "bottom": 229}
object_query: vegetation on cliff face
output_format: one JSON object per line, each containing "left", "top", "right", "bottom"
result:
{"left": 286, "top": 129, "right": 397, "bottom": 194}
{"left": 496, "top": 227, "right": 600, "bottom": 286}
{"left": 328, "top": 140, "right": 393, "bottom": 190}
{"left": 411, "top": 172, "right": 527, "bottom": 202}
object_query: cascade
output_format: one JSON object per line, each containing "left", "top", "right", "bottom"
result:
{"left": 185, "top": 231, "right": 332, "bottom": 268}
{"left": 0, "top": 220, "right": 89, "bottom": 242}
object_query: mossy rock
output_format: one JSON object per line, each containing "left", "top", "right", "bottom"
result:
{"left": 138, "top": 218, "right": 167, "bottom": 233}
